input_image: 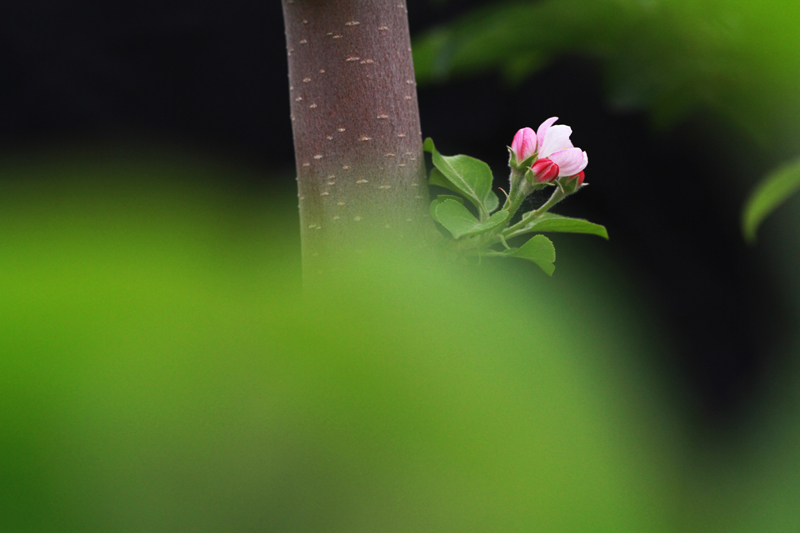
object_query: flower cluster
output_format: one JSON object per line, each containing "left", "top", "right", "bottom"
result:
{"left": 510, "top": 117, "right": 588, "bottom": 186}
{"left": 423, "top": 117, "right": 605, "bottom": 276}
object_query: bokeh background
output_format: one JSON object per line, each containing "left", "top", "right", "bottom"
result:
{"left": 3, "top": 0, "right": 800, "bottom": 531}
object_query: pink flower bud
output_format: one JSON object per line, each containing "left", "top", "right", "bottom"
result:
{"left": 575, "top": 171, "right": 585, "bottom": 186}
{"left": 531, "top": 158, "right": 559, "bottom": 183}
{"left": 511, "top": 127, "right": 537, "bottom": 163}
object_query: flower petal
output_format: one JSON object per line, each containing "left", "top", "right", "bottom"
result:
{"left": 539, "top": 125, "right": 573, "bottom": 158}
{"left": 536, "top": 117, "right": 559, "bottom": 152}
{"left": 511, "top": 127, "right": 537, "bottom": 161}
{"left": 549, "top": 148, "right": 587, "bottom": 176}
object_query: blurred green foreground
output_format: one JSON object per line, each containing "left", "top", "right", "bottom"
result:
{"left": 0, "top": 150, "right": 798, "bottom": 532}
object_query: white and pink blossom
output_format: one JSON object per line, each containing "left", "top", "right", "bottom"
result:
{"left": 535, "top": 116, "right": 588, "bottom": 178}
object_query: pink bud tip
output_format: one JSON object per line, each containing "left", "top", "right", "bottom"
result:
{"left": 532, "top": 158, "right": 559, "bottom": 183}
{"left": 511, "top": 127, "right": 537, "bottom": 162}
{"left": 575, "top": 171, "right": 585, "bottom": 186}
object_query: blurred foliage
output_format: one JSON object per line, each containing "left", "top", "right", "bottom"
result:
{"left": 0, "top": 149, "right": 687, "bottom": 531}
{"left": 412, "top": 0, "right": 800, "bottom": 236}
{"left": 414, "top": 0, "right": 800, "bottom": 141}
{"left": 742, "top": 156, "right": 800, "bottom": 242}
{"left": 0, "top": 145, "right": 796, "bottom": 530}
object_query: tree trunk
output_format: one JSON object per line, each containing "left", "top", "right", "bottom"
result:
{"left": 281, "top": 0, "right": 432, "bottom": 280}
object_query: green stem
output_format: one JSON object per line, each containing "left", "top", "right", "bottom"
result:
{"left": 502, "top": 184, "right": 566, "bottom": 238}
{"left": 501, "top": 167, "right": 533, "bottom": 220}
{"left": 468, "top": 167, "right": 531, "bottom": 250}
{"left": 503, "top": 168, "right": 527, "bottom": 214}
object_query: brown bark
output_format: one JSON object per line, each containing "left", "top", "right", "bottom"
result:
{"left": 282, "top": 0, "right": 431, "bottom": 279}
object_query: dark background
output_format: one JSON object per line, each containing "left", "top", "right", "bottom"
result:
{"left": 0, "top": 0, "right": 787, "bottom": 434}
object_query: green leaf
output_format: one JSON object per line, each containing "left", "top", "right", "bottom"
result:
{"left": 424, "top": 138, "right": 493, "bottom": 218}
{"left": 742, "top": 156, "right": 800, "bottom": 243}
{"left": 485, "top": 190, "right": 500, "bottom": 213}
{"left": 509, "top": 213, "right": 609, "bottom": 239}
{"left": 511, "top": 235, "right": 556, "bottom": 276}
{"left": 479, "top": 248, "right": 517, "bottom": 258}
{"left": 461, "top": 209, "right": 510, "bottom": 237}
{"left": 435, "top": 199, "right": 480, "bottom": 239}
{"left": 432, "top": 167, "right": 501, "bottom": 214}
{"left": 429, "top": 167, "right": 460, "bottom": 193}
{"left": 429, "top": 195, "right": 464, "bottom": 222}
{"left": 436, "top": 195, "right": 465, "bottom": 204}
